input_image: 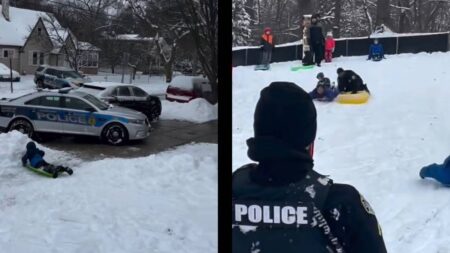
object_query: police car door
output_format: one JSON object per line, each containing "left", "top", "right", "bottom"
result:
{"left": 25, "top": 95, "right": 63, "bottom": 133}
{"left": 60, "top": 96, "right": 96, "bottom": 135}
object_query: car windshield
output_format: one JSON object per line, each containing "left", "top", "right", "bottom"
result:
{"left": 82, "top": 94, "right": 109, "bottom": 110}
{"left": 62, "top": 71, "right": 83, "bottom": 79}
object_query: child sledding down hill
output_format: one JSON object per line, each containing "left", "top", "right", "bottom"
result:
{"left": 420, "top": 156, "right": 450, "bottom": 186}
{"left": 21, "top": 142, "right": 73, "bottom": 178}
{"left": 309, "top": 72, "right": 339, "bottom": 102}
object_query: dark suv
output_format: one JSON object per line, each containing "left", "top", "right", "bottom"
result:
{"left": 34, "top": 65, "right": 91, "bottom": 89}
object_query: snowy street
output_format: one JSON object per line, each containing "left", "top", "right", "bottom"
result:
{"left": 233, "top": 52, "right": 450, "bottom": 252}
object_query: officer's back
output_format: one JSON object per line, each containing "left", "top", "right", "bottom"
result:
{"left": 232, "top": 82, "right": 387, "bottom": 253}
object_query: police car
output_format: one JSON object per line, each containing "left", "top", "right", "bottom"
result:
{"left": 0, "top": 89, "right": 150, "bottom": 145}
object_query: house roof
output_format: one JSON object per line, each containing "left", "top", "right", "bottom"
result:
{"left": 0, "top": 5, "right": 71, "bottom": 48}
{"left": 0, "top": 5, "right": 47, "bottom": 46}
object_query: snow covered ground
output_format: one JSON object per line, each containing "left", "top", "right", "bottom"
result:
{"left": 233, "top": 52, "right": 450, "bottom": 252}
{"left": 0, "top": 75, "right": 217, "bottom": 123}
{"left": 0, "top": 131, "right": 217, "bottom": 253}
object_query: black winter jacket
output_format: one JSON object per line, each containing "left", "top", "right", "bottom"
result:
{"left": 309, "top": 25, "right": 325, "bottom": 45}
{"left": 232, "top": 137, "right": 387, "bottom": 253}
{"left": 337, "top": 70, "right": 365, "bottom": 93}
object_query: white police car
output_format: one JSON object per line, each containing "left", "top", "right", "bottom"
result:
{"left": 0, "top": 88, "right": 150, "bottom": 145}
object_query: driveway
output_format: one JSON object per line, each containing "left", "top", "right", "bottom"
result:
{"left": 42, "top": 120, "right": 218, "bottom": 161}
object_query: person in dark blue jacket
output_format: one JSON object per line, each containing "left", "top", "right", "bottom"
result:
{"left": 309, "top": 83, "right": 339, "bottom": 102}
{"left": 368, "top": 39, "right": 385, "bottom": 61}
{"left": 420, "top": 156, "right": 450, "bottom": 186}
{"left": 22, "top": 141, "right": 73, "bottom": 176}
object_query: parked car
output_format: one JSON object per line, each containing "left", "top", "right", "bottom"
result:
{"left": 0, "top": 89, "right": 150, "bottom": 145}
{"left": 77, "top": 82, "right": 162, "bottom": 122}
{"left": 0, "top": 63, "right": 20, "bottom": 82}
{"left": 34, "top": 65, "right": 91, "bottom": 89}
{"left": 166, "top": 75, "right": 212, "bottom": 103}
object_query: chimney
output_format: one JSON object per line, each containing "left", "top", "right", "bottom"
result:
{"left": 2, "top": 0, "right": 10, "bottom": 21}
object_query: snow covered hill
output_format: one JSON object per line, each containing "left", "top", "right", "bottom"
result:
{"left": 233, "top": 52, "right": 450, "bottom": 252}
{"left": 0, "top": 132, "right": 217, "bottom": 253}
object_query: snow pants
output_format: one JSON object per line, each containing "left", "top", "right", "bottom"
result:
{"left": 260, "top": 50, "right": 272, "bottom": 65}
{"left": 324, "top": 49, "right": 333, "bottom": 62}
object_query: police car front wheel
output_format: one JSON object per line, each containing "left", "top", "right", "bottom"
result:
{"left": 102, "top": 123, "right": 128, "bottom": 145}
{"left": 9, "top": 119, "right": 34, "bottom": 138}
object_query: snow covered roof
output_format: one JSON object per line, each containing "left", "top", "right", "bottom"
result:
{"left": 115, "top": 34, "right": 153, "bottom": 42}
{"left": 169, "top": 75, "right": 209, "bottom": 90}
{"left": 0, "top": 5, "right": 67, "bottom": 47}
{"left": 0, "top": 5, "right": 45, "bottom": 46}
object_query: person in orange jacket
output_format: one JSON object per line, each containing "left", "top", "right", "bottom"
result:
{"left": 260, "top": 27, "right": 275, "bottom": 66}
{"left": 324, "top": 31, "right": 335, "bottom": 62}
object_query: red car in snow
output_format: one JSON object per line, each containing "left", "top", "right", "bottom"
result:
{"left": 166, "top": 76, "right": 212, "bottom": 103}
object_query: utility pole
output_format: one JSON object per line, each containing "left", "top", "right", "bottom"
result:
{"left": 9, "top": 57, "right": 13, "bottom": 93}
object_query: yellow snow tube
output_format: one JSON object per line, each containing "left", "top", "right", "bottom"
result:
{"left": 337, "top": 91, "right": 370, "bottom": 104}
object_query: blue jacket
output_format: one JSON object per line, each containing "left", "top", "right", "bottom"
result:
{"left": 309, "top": 87, "right": 339, "bottom": 102}
{"left": 21, "top": 142, "right": 46, "bottom": 168}
{"left": 368, "top": 44, "right": 384, "bottom": 60}
{"left": 420, "top": 155, "right": 450, "bottom": 186}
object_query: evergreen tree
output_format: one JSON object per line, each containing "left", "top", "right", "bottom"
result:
{"left": 232, "top": 0, "right": 252, "bottom": 46}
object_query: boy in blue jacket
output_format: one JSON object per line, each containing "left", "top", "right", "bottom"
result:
{"left": 368, "top": 39, "right": 385, "bottom": 61}
{"left": 309, "top": 83, "right": 339, "bottom": 102}
{"left": 21, "top": 141, "right": 73, "bottom": 177}
{"left": 420, "top": 156, "right": 450, "bottom": 186}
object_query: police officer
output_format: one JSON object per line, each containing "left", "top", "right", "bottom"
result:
{"left": 337, "top": 68, "right": 370, "bottom": 94}
{"left": 232, "top": 82, "right": 387, "bottom": 253}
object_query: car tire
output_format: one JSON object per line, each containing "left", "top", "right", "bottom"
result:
{"left": 102, "top": 123, "right": 128, "bottom": 145}
{"left": 36, "top": 79, "right": 44, "bottom": 88}
{"left": 149, "top": 105, "right": 161, "bottom": 122}
{"left": 148, "top": 97, "right": 162, "bottom": 122}
{"left": 9, "top": 119, "right": 34, "bottom": 138}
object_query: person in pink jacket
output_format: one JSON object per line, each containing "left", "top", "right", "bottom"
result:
{"left": 324, "top": 32, "right": 335, "bottom": 62}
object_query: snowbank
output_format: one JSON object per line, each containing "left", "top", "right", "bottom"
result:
{"left": 233, "top": 52, "right": 450, "bottom": 252}
{"left": 0, "top": 131, "right": 217, "bottom": 253}
{"left": 161, "top": 98, "right": 218, "bottom": 123}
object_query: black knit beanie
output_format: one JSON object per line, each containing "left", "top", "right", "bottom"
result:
{"left": 253, "top": 82, "right": 317, "bottom": 150}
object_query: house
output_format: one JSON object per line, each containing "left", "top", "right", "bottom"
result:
{"left": 0, "top": 2, "right": 100, "bottom": 74}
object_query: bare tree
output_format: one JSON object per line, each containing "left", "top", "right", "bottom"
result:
{"left": 126, "top": 0, "right": 190, "bottom": 83}
{"left": 176, "top": 0, "right": 218, "bottom": 104}
{"left": 376, "top": 0, "right": 391, "bottom": 27}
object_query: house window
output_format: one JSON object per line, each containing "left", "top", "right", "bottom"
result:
{"left": 39, "top": 52, "right": 44, "bottom": 65}
{"left": 37, "top": 28, "right": 42, "bottom": 36}
{"left": 30, "top": 51, "right": 45, "bottom": 66}
{"left": 32, "top": 52, "right": 38, "bottom": 65}
{"left": 78, "top": 52, "right": 98, "bottom": 68}
{"left": 1, "top": 49, "right": 15, "bottom": 59}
